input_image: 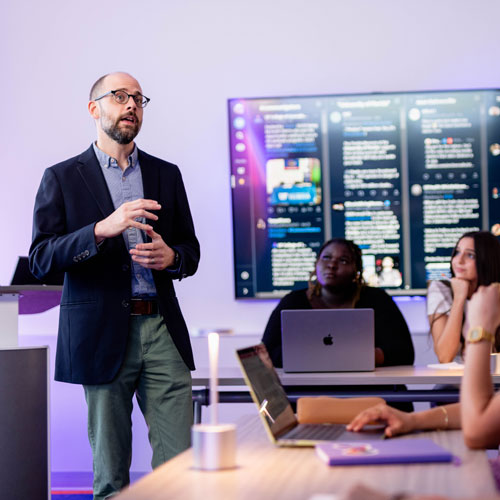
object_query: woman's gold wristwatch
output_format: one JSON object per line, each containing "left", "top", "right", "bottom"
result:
{"left": 467, "top": 326, "right": 495, "bottom": 344}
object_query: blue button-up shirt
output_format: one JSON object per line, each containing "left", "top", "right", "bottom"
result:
{"left": 93, "top": 143, "right": 157, "bottom": 297}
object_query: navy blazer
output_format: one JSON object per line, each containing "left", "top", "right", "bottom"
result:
{"left": 29, "top": 145, "right": 200, "bottom": 384}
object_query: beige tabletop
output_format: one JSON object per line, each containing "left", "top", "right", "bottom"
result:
{"left": 115, "top": 416, "right": 497, "bottom": 500}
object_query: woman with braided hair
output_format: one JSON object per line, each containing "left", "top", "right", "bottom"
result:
{"left": 262, "top": 238, "right": 414, "bottom": 370}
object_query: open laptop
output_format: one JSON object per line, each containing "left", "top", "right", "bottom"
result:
{"left": 281, "top": 309, "right": 375, "bottom": 373}
{"left": 236, "top": 343, "right": 384, "bottom": 447}
{"left": 10, "top": 256, "right": 64, "bottom": 286}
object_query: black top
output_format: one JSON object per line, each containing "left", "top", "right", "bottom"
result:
{"left": 262, "top": 287, "right": 415, "bottom": 368}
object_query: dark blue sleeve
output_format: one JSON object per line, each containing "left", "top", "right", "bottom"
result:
{"left": 29, "top": 168, "right": 99, "bottom": 280}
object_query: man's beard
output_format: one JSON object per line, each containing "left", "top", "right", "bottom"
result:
{"left": 101, "top": 114, "right": 141, "bottom": 145}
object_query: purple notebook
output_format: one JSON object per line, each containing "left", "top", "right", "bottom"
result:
{"left": 316, "top": 438, "right": 454, "bottom": 466}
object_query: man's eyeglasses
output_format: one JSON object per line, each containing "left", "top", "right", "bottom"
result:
{"left": 94, "top": 90, "right": 150, "bottom": 108}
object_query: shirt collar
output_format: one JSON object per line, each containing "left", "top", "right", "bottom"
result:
{"left": 93, "top": 142, "right": 139, "bottom": 170}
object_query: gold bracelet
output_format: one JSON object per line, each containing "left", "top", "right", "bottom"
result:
{"left": 438, "top": 406, "right": 449, "bottom": 430}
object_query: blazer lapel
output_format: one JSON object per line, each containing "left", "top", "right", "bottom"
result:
{"left": 139, "top": 150, "right": 160, "bottom": 200}
{"left": 76, "top": 145, "right": 116, "bottom": 218}
{"left": 139, "top": 150, "right": 160, "bottom": 232}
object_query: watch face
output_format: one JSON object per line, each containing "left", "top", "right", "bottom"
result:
{"left": 468, "top": 327, "right": 495, "bottom": 343}
{"left": 470, "top": 328, "right": 481, "bottom": 341}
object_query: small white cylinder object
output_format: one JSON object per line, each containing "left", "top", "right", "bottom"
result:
{"left": 192, "top": 423, "right": 237, "bottom": 470}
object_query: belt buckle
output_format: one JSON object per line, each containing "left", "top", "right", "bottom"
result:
{"left": 130, "top": 298, "right": 157, "bottom": 316}
{"left": 130, "top": 298, "right": 145, "bottom": 316}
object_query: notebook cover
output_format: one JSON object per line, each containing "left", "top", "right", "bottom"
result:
{"left": 315, "top": 438, "right": 453, "bottom": 466}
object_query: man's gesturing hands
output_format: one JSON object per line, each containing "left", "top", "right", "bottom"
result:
{"left": 130, "top": 228, "right": 176, "bottom": 270}
{"left": 94, "top": 199, "right": 161, "bottom": 243}
{"left": 93, "top": 199, "right": 176, "bottom": 271}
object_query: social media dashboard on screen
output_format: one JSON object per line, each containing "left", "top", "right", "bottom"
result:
{"left": 228, "top": 89, "right": 500, "bottom": 298}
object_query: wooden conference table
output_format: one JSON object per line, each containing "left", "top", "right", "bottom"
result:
{"left": 191, "top": 365, "right": 500, "bottom": 423}
{"left": 115, "top": 415, "right": 497, "bottom": 500}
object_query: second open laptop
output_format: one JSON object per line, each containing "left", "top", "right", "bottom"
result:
{"left": 281, "top": 309, "right": 375, "bottom": 373}
{"left": 236, "top": 343, "right": 384, "bottom": 447}
{"left": 10, "top": 256, "right": 64, "bottom": 286}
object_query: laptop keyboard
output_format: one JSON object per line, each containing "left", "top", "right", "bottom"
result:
{"left": 285, "top": 423, "right": 346, "bottom": 441}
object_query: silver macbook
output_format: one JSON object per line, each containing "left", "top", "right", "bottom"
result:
{"left": 236, "top": 343, "right": 384, "bottom": 447}
{"left": 281, "top": 309, "right": 375, "bottom": 373}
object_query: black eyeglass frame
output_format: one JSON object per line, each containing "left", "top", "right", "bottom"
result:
{"left": 94, "top": 90, "right": 151, "bottom": 108}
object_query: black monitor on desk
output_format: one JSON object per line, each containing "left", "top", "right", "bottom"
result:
{"left": 10, "top": 256, "right": 63, "bottom": 286}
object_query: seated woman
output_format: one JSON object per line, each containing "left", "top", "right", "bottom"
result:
{"left": 348, "top": 283, "right": 500, "bottom": 450}
{"left": 427, "top": 230, "right": 500, "bottom": 363}
{"left": 262, "top": 238, "right": 415, "bottom": 368}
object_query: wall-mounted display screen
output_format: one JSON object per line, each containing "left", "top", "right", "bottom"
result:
{"left": 228, "top": 89, "right": 500, "bottom": 298}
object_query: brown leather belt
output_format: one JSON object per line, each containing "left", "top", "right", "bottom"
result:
{"left": 130, "top": 298, "right": 159, "bottom": 316}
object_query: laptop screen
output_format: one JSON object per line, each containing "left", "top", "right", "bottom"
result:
{"left": 10, "top": 257, "right": 64, "bottom": 286}
{"left": 236, "top": 344, "right": 297, "bottom": 440}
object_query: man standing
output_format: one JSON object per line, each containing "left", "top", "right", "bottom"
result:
{"left": 29, "top": 72, "right": 200, "bottom": 499}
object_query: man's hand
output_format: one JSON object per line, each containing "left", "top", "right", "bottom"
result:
{"left": 129, "top": 228, "right": 176, "bottom": 271}
{"left": 94, "top": 199, "right": 161, "bottom": 244}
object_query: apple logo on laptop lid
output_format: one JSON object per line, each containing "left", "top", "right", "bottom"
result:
{"left": 323, "top": 334, "right": 333, "bottom": 346}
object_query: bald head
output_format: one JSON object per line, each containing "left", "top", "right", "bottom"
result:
{"left": 89, "top": 72, "right": 141, "bottom": 101}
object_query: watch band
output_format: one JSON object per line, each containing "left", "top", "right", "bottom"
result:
{"left": 467, "top": 326, "right": 495, "bottom": 344}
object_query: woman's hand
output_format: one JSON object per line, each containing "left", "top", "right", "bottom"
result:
{"left": 450, "top": 277, "right": 472, "bottom": 302}
{"left": 346, "top": 403, "right": 415, "bottom": 438}
{"left": 467, "top": 283, "right": 500, "bottom": 335}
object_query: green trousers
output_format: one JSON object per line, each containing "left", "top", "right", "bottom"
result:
{"left": 84, "top": 314, "right": 192, "bottom": 500}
